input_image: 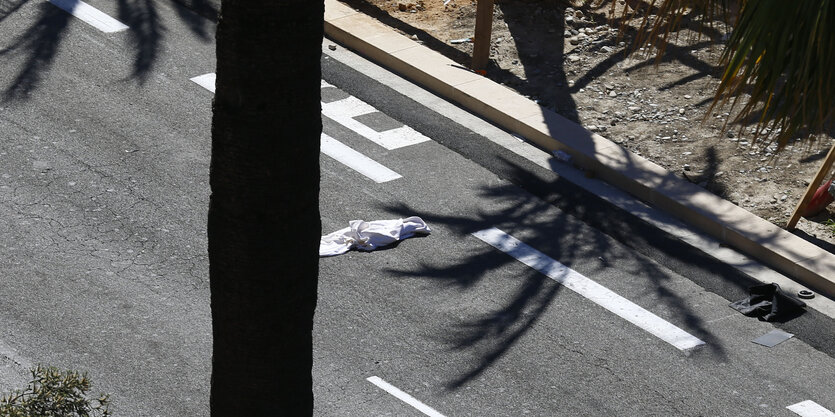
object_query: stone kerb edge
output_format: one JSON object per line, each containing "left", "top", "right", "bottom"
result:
{"left": 323, "top": 0, "right": 835, "bottom": 297}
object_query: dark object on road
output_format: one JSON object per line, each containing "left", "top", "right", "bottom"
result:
{"left": 797, "top": 289, "right": 816, "bottom": 299}
{"left": 729, "top": 283, "right": 806, "bottom": 322}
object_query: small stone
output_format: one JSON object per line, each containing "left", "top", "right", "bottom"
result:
{"left": 683, "top": 164, "right": 691, "bottom": 171}
{"left": 682, "top": 151, "right": 692, "bottom": 155}
{"left": 569, "top": 36, "right": 581, "bottom": 45}
{"left": 411, "top": 34, "right": 419, "bottom": 41}
{"left": 588, "top": 125, "right": 599, "bottom": 132}
{"left": 679, "top": 108, "right": 685, "bottom": 115}
{"left": 727, "top": 131, "right": 735, "bottom": 138}
{"left": 567, "top": 80, "right": 575, "bottom": 87}
{"left": 328, "top": 44, "right": 337, "bottom": 51}
{"left": 568, "top": 54, "right": 581, "bottom": 62}
{"left": 684, "top": 94, "right": 692, "bottom": 99}
{"left": 608, "top": 91, "right": 617, "bottom": 97}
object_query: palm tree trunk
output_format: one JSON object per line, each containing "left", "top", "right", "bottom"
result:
{"left": 208, "top": 0, "right": 323, "bottom": 415}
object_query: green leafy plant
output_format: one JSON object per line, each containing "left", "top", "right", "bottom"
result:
{"left": 0, "top": 366, "right": 111, "bottom": 417}
{"left": 825, "top": 218, "right": 835, "bottom": 235}
{"left": 612, "top": 0, "right": 835, "bottom": 149}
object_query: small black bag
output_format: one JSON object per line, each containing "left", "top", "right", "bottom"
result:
{"left": 729, "top": 283, "right": 806, "bottom": 322}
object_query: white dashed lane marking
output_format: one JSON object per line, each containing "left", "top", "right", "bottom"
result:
{"left": 472, "top": 227, "right": 706, "bottom": 351}
{"left": 48, "top": 0, "right": 128, "bottom": 33}
{"left": 190, "top": 73, "right": 216, "bottom": 93}
{"left": 192, "top": 74, "right": 405, "bottom": 182}
{"left": 321, "top": 134, "right": 401, "bottom": 183}
{"left": 788, "top": 400, "right": 835, "bottom": 417}
{"left": 367, "top": 376, "right": 447, "bottom": 417}
{"left": 321, "top": 80, "right": 431, "bottom": 150}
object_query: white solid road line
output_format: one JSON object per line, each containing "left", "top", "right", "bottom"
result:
{"left": 367, "top": 376, "right": 447, "bottom": 417}
{"left": 48, "top": 0, "right": 128, "bottom": 33}
{"left": 472, "top": 227, "right": 706, "bottom": 351}
{"left": 190, "top": 73, "right": 216, "bottom": 93}
{"left": 788, "top": 400, "right": 835, "bottom": 417}
{"left": 321, "top": 80, "right": 431, "bottom": 150}
{"left": 321, "top": 134, "right": 402, "bottom": 183}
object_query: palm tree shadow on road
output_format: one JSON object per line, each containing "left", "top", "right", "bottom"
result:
{"left": 0, "top": 1, "right": 71, "bottom": 101}
{"left": 0, "top": 0, "right": 216, "bottom": 99}
{"left": 378, "top": 157, "right": 732, "bottom": 389}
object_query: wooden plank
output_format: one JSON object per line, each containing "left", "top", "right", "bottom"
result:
{"left": 472, "top": 0, "right": 494, "bottom": 71}
{"left": 786, "top": 142, "right": 835, "bottom": 230}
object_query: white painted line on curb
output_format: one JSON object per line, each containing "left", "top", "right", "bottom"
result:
{"left": 48, "top": 0, "right": 128, "bottom": 33}
{"left": 788, "top": 400, "right": 835, "bottom": 417}
{"left": 367, "top": 376, "right": 447, "bottom": 417}
{"left": 321, "top": 80, "right": 430, "bottom": 150}
{"left": 190, "top": 73, "right": 216, "bottom": 93}
{"left": 472, "top": 227, "right": 706, "bottom": 351}
{"left": 321, "top": 134, "right": 401, "bottom": 183}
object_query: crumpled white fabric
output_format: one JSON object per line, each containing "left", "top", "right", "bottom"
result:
{"left": 319, "top": 216, "right": 431, "bottom": 257}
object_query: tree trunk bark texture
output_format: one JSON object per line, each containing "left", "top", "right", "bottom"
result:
{"left": 209, "top": 0, "right": 323, "bottom": 415}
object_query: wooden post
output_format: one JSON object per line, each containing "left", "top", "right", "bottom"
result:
{"left": 786, "top": 141, "right": 835, "bottom": 230}
{"left": 472, "top": 0, "right": 494, "bottom": 71}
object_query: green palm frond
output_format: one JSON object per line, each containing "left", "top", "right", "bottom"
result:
{"left": 614, "top": 0, "right": 835, "bottom": 149}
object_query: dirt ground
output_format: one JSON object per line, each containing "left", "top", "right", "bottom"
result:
{"left": 341, "top": 0, "right": 835, "bottom": 251}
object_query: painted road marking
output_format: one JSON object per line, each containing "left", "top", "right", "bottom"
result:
{"left": 48, "top": 0, "right": 128, "bottom": 33}
{"left": 472, "top": 227, "right": 706, "bottom": 351}
{"left": 321, "top": 80, "right": 430, "bottom": 150}
{"left": 367, "top": 376, "right": 446, "bottom": 417}
{"left": 190, "top": 73, "right": 216, "bottom": 93}
{"left": 788, "top": 401, "right": 835, "bottom": 417}
{"left": 191, "top": 75, "right": 403, "bottom": 182}
{"left": 321, "top": 134, "right": 401, "bottom": 183}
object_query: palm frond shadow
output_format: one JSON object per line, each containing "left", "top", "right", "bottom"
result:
{"left": 1, "top": 2, "right": 70, "bottom": 101}
{"left": 117, "top": 0, "right": 164, "bottom": 84}
{"left": 379, "top": 160, "right": 729, "bottom": 388}
{"left": 1, "top": 0, "right": 213, "bottom": 99}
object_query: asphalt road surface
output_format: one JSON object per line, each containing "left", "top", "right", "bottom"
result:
{"left": 0, "top": 1, "right": 833, "bottom": 416}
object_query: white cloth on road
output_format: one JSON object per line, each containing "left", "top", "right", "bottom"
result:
{"left": 319, "top": 216, "right": 431, "bottom": 257}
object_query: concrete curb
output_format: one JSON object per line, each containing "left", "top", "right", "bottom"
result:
{"left": 323, "top": 0, "right": 835, "bottom": 298}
